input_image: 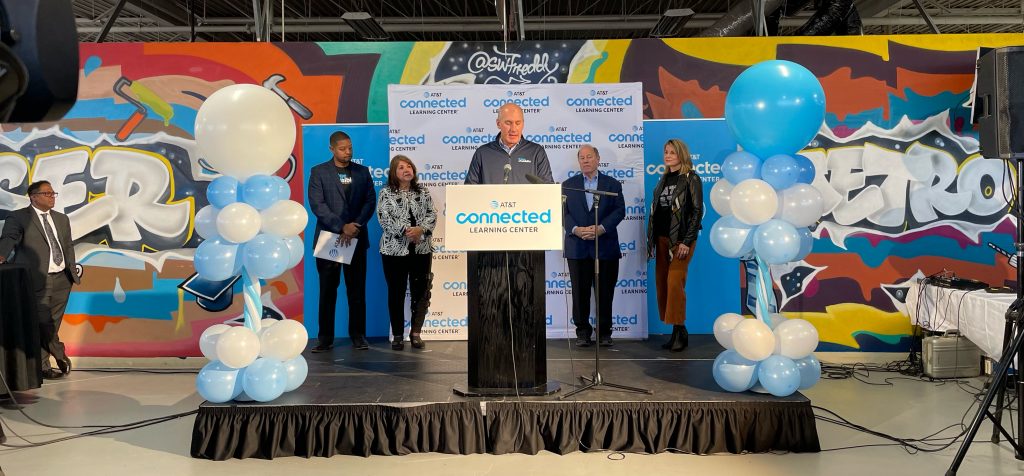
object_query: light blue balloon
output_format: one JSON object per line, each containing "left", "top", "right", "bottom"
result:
{"left": 242, "top": 358, "right": 287, "bottom": 402}
{"left": 793, "top": 154, "right": 816, "bottom": 184}
{"left": 207, "top": 176, "right": 241, "bottom": 209}
{"left": 282, "top": 235, "right": 304, "bottom": 269}
{"left": 753, "top": 219, "right": 801, "bottom": 265}
{"left": 794, "top": 354, "right": 821, "bottom": 390}
{"left": 282, "top": 355, "right": 308, "bottom": 392}
{"left": 757, "top": 355, "right": 801, "bottom": 397}
{"left": 712, "top": 350, "right": 759, "bottom": 392}
{"left": 721, "top": 151, "right": 762, "bottom": 184}
{"left": 242, "top": 175, "right": 280, "bottom": 210}
{"left": 270, "top": 176, "right": 291, "bottom": 201}
{"left": 242, "top": 233, "right": 289, "bottom": 279}
{"left": 196, "top": 361, "right": 244, "bottom": 403}
{"left": 725, "top": 60, "right": 826, "bottom": 158}
{"left": 194, "top": 237, "right": 242, "bottom": 281}
{"left": 709, "top": 215, "right": 755, "bottom": 259}
{"left": 794, "top": 227, "right": 814, "bottom": 261}
{"left": 761, "top": 154, "right": 800, "bottom": 190}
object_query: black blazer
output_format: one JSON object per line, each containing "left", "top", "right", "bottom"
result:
{"left": 0, "top": 206, "right": 80, "bottom": 292}
{"left": 562, "top": 172, "right": 625, "bottom": 260}
{"left": 307, "top": 160, "right": 376, "bottom": 250}
{"left": 646, "top": 171, "right": 703, "bottom": 258}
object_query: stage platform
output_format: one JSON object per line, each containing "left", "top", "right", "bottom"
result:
{"left": 191, "top": 335, "right": 820, "bottom": 460}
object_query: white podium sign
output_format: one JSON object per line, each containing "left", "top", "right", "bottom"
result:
{"left": 444, "top": 184, "right": 563, "bottom": 251}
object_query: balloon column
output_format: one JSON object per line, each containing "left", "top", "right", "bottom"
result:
{"left": 708, "top": 60, "right": 825, "bottom": 397}
{"left": 191, "top": 84, "right": 309, "bottom": 403}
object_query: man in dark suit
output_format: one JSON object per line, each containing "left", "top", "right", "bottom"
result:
{"left": 0, "top": 180, "right": 79, "bottom": 379}
{"left": 307, "top": 130, "right": 376, "bottom": 351}
{"left": 562, "top": 145, "right": 625, "bottom": 347}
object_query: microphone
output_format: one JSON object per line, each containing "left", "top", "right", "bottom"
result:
{"left": 525, "top": 173, "right": 550, "bottom": 184}
{"left": 503, "top": 163, "right": 512, "bottom": 184}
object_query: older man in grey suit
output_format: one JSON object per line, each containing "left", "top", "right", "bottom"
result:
{"left": 0, "top": 180, "right": 79, "bottom": 379}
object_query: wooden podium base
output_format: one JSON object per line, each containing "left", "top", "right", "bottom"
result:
{"left": 452, "top": 381, "right": 561, "bottom": 397}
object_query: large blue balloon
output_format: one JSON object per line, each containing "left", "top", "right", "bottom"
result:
{"left": 242, "top": 358, "right": 287, "bottom": 402}
{"left": 242, "top": 234, "right": 289, "bottom": 279}
{"left": 712, "top": 350, "right": 760, "bottom": 392}
{"left": 793, "top": 154, "right": 816, "bottom": 184}
{"left": 721, "top": 151, "right": 762, "bottom": 184}
{"left": 709, "top": 215, "right": 755, "bottom": 259}
{"left": 242, "top": 175, "right": 280, "bottom": 210}
{"left": 794, "top": 354, "right": 821, "bottom": 389}
{"left": 282, "top": 355, "right": 308, "bottom": 392}
{"left": 794, "top": 227, "right": 814, "bottom": 261}
{"left": 753, "top": 219, "right": 801, "bottom": 265}
{"left": 270, "top": 176, "right": 291, "bottom": 201}
{"left": 207, "top": 176, "right": 241, "bottom": 209}
{"left": 761, "top": 154, "right": 800, "bottom": 190}
{"left": 757, "top": 355, "right": 801, "bottom": 397}
{"left": 194, "top": 237, "right": 242, "bottom": 281}
{"left": 196, "top": 361, "right": 244, "bottom": 403}
{"left": 725, "top": 60, "right": 826, "bottom": 158}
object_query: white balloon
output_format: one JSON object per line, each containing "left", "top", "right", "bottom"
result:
{"left": 777, "top": 184, "right": 824, "bottom": 228}
{"left": 260, "top": 200, "right": 309, "bottom": 238}
{"left": 730, "top": 179, "right": 778, "bottom": 226}
{"left": 195, "top": 205, "right": 221, "bottom": 240}
{"left": 773, "top": 319, "right": 820, "bottom": 359}
{"left": 194, "top": 84, "right": 297, "bottom": 181}
{"left": 712, "top": 313, "right": 745, "bottom": 350}
{"left": 199, "top": 324, "right": 230, "bottom": 361}
{"left": 710, "top": 179, "right": 734, "bottom": 217}
{"left": 732, "top": 318, "right": 776, "bottom": 362}
{"left": 282, "top": 236, "right": 304, "bottom": 268}
{"left": 215, "top": 326, "right": 261, "bottom": 369}
{"left": 259, "top": 319, "right": 309, "bottom": 361}
{"left": 260, "top": 318, "right": 279, "bottom": 329}
{"left": 768, "top": 312, "right": 788, "bottom": 329}
{"left": 217, "top": 202, "right": 262, "bottom": 243}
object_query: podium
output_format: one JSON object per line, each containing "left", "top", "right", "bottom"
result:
{"left": 445, "top": 184, "right": 562, "bottom": 396}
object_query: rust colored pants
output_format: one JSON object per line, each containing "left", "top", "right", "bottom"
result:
{"left": 655, "top": 236, "right": 695, "bottom": 325}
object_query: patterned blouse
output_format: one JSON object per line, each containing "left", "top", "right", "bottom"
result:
{"left": 376, "top": 186, "right": 437, "bottom": 256}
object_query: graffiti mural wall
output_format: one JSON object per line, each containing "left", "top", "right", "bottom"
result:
{"left": 0, "top": 35, "right": 1017, "bottom": 356}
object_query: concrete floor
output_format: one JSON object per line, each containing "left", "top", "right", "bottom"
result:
{"left": 0, "top": 354, "right": 1021, "bottom": 476}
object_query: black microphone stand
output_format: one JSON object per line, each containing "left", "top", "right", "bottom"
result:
{"left": 946, "top": 156, "right": 1024, "bottom": 474}
{"left": 559, "top": 184, "right": 652, "bottom": 399}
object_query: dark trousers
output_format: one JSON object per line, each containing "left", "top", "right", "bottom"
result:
{"left": 567, "top": 257, "right": 619, "bottom": 339}
{"left": 315, "top": 246, "right": 367, "bottom": 344}
{"left": 37, "top": 272, "right": 72, "bottom": 371}
{"left": 381, "top": 253, "right": 432, "bottom": 338}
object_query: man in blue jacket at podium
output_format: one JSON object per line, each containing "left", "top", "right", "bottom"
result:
{"left": 562, "top": 145, "right": 625, "bottom": 348}
{"left": 458, "top": 103, "right": 556, "bottom": 396}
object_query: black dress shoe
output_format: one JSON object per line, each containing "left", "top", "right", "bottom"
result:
{"left": 410, "top": 334, "right": 425, "bottom": 349}
{"left": 391, "top": 337, "right": 405, "bottom": 350}
{"left": 57, "top": 357, "right": 72, "bottom": 375}
{"left": 575, "top": 336, "right": 593, "bottom": 347}
{"left": 599, "top": 337, "right": 614, "bottom": 347}
{"left": 310, "top": 343, "right": 333, "bottom": 353}
{"left": 352, "top": 335, "right": 370, "bottom": 350}
{"left": 42, "top": 368, "right": 64, "bottom": 380}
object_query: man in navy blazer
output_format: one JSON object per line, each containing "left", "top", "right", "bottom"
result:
{"left": 307, "top": 130, "right": 376, "bottom": 351}
{"left": 562, "top": 145, "right": 625, "bottom": 347}
{"left": 0, "top": 180, "right": 80, "bottom": 379}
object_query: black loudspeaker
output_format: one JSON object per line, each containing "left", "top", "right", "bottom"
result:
{"left": 976, "top": 46, "right": 1024, "bottom": 159}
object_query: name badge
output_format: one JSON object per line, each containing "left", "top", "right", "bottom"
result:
{"left": 517, "top": 157, "right": 531, "bottom": 163}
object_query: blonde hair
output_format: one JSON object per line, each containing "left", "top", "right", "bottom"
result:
{"left": 664, "top": 138, "right": 693, "bottom": 175}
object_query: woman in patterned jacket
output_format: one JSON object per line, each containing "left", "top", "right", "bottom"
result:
{"left": 377, "top": 155, "right": 437, "bottom": 350}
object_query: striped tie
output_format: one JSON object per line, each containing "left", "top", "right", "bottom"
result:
{"left": 42, "top": 213, "right": 63, "bottom": 266}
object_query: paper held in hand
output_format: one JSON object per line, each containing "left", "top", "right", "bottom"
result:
{"left": 313, "top": 231, "right": 357, "bottom": 264}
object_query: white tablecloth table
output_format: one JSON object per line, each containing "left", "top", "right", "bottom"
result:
{"left": 905, "top": 281, "right": 1014, "bottom": 360}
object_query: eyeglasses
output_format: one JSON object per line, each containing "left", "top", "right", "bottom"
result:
{"left": 32, "top": 192, "right": 58, "bottom": 197}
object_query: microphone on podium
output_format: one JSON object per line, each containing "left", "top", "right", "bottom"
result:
{"left": 525, "top": 173, "right": 550, "bottom": 184}
{"left": 503, "top": 163, "right": 512, "bottom": 184}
